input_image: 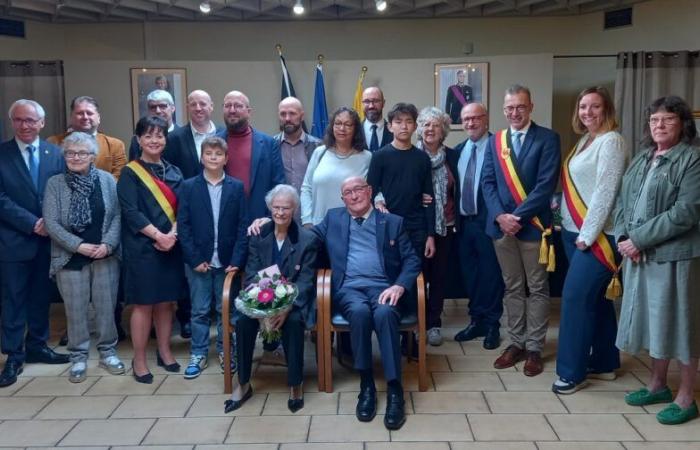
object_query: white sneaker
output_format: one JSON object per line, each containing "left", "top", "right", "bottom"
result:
{"left": 69, "top": 362, "right": 87, "bottom": 383}
{"left": 587, "top": 370, "right": 617, "bottom": 381}
{"left": 99, "top": 356, "right": 126, "bottom": 375}
{"left": 427, "top": 327, "right": 443, "bottom": 346}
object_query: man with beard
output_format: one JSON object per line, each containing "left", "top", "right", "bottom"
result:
{"left": 361, "top": 87, "right": 393, "bottom": 152}
{"left": 216, "top": 90, "right": 285, "bottom": 222}
{"left": 273, "top": 97, "right": 322, "bottom": 193}
{"left": 165, "top": 90, "right": 222, "bottom": 180}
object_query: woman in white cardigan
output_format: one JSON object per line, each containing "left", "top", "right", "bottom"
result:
{"left": 552, "top": 87, "right": 628, "bottom": 394}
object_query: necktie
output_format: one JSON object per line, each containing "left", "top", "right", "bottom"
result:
{"left": 461, "top": 141, "right": 477, "bottom": 216}
{"left": 354, "top": 216, "right": 365, "bottom": 226}
{"left": 369, "top": 124, "right": 379, "bottom": 151}
{"left": 26, "top": 145, "right": 39, "bottom": 189}
{"left": 511, "top": 131, "right": 523, "bottom": 157}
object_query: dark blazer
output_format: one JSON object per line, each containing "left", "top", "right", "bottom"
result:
{"left": 364, "top": 119, "right": 393, "bottom": 151}
{"left": 244, "top": 221, "right": 318, "bottom": 328}
{"left": 164, "top": 123, "right": 225, "bottom": 180}
{"left": 0, "top": 138, "right": 64, "bottom": 262}
{"left": 215, "top": 127, "right": 286, "bottom": 221}
{"left": 128, "top": 123, "right": 181, "bottom": 161}
{"left": 178, "top": 173, "right": 248, "bottom": 269}
{"left": 481, "top": 122, "right": 561, "bottom": 241}
{"left": 312, "top": 207, "right": 421, "bottom": 296}
{"left": 451, "top": 135, "right": 491, "bottom": 228}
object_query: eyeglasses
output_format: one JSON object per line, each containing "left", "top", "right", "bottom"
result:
{"left": 649, "top": 115, "right": 678, "bottom": 126}
{"left": 362, "top": 99, "right": 383, "bottom": 105}
{"left": 64, "top": 151, "right": 92, "bottom": 160}
{"left": 503, "top": 105, "right": 529, "bottom": 114}
{"left": 341, "top": 185, "right": 369, "bottom": 197}
{"left": 223, "top": 102, "right": 249, "bottom": 111}
{"left": 148, "top": 103, "right": 171, "bottom": 111}
{"left": 271, "top": 206, "right": 293, "bottom": 213}
{"left": 333, "top": 121, "right": 354, "bottom": 129}
{"left": 462, "top": 115, "right": 486, "bottom": 123}
{"left": 11, "top": 117, "right": 41, "bottom": 126}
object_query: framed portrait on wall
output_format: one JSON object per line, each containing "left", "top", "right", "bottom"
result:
{"left": 435, "top": 62, "right": 489, "bottom": 128}
{"left": 130, "top": 68, "right": 187, "bottom": 128}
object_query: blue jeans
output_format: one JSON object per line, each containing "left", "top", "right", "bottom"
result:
{"left": 185, "top": 266, "right": 230, "bottom": 356}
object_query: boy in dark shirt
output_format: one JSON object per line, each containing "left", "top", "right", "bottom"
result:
{"left": 367, "top": 103, "right": 435, "bottom": 259}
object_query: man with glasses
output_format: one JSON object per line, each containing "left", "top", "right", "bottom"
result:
{"left": 128, "top": 89, "right": 180, "bottom": 160}
{"left": 451, "top": 103, "right": 504, "bottom": 350}
{"left": 481, "top": 84, "right": 561, "bottom": 377}
{"left": 361, "top": 87, "right": 393, "bottom": 152}
{"left": 0, "top": 99, "right": 70, "bottom": 387}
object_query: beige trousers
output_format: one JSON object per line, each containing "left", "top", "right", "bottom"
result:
{"left": 493, "top": 235, "right": 550, "bottom": 352}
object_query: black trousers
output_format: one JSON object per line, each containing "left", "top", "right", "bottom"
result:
{"left": 423, "top": 230, "right": 456, "bottom": 328}
{"left": 235, "top": 307, "right": 305, "bottom": 386}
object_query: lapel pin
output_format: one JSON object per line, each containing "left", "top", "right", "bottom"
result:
{"left": 295, "top": 264, "right": 301, "bottom": 271}
{"left": 44, "top": 150, "right": 49, "bottom": 154}
{"left": 389, "top": 239, "right": 395, "bottom": 246}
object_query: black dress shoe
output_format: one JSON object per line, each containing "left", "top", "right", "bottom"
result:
{"left": 356, "top": 387, "right": 377, "bottom": 422}
{"left": 483, "top": 327, "right": 501, "bottom": 350}
{"left": 156, "top": 352, "right": 181, "bottom": 372}
{"left": 180, "top": 322, "right": 192, "bottom": 339}
{"left": 287, "top": 397, "right": 304, "bottom": 413}
{"left": 384, "top": 391, "right": 406, "bottom": 430}
{"left": 400, "top": 334, "right": 419, "bottom": 359}
{"left": 59, "top": 332, "right": 68, "bottom": 346}
{"left": 131, "top": 360, "right": 153, "bottom": 384}
{"left": 224, "top": 386, "right": 253, "bottom": 413}
{"left": 25, "top": 346, "right": 70, "bottom": 365}
{"left": 454, "top": 322, "right": 487, "bottom": 342}
{"left": 0, "top": 361, "right": 23, "bottom": 387}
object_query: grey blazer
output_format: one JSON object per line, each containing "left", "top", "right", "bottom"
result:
{"left": 43, "top": 169, "right": 121, "bottom": 276}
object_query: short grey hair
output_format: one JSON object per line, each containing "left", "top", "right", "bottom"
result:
{"left": 8, "top": 99, "right": 46, "bottom": 120}
{"left": 416, "top": 106, "right": 451, "bottom": 144}
{"left": 147, "top": 89, "right": 174, "bottom": 106}
{"left": 61, "top": 131, "right": 98, "bottom": 155}
{"left": 505, "top": 84, "right": 532, "bottom": 102}
{"left": 265, "top": 184, "right": 300, "bottom": 211}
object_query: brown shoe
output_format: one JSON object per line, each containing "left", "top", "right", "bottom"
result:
{"left": 493, "top": 344, "right": 525, "bottom": 369}
{"left": 523, "top": 351, "right": 543, "bottom": 377}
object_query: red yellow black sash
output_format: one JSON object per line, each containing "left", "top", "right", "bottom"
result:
{"left": 561, "top": 147, "right": 621, "bottom": 300}
{"left": 493, "top": 129, "right": 555, "bottom": 272}
{"left": 127, "top": 160, "right": 177, "bottom": 224}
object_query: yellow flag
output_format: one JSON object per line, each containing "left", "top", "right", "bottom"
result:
{"left": 353, "top": 67, "right": 367, "bottom": 121}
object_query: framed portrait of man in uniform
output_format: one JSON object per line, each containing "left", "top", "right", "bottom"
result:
{"left": 130, "top": 68, "right": 187, "bottom": 128}
{"left": 435, "top": 63, "right": 489, "bottom": 128}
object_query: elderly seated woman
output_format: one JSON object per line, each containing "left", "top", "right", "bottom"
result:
{"left": 43, "top": 132, "right": 124, "bottom": 382}
{"left": 225, "top": 184, "right": 318, "bottom": 414}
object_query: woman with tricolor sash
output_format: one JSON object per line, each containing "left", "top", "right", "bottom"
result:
{"left": 552, "top": 87, "right": 627, "bottom": 395}
{"left": 613, "top": 96, "right": 700, "bottom": 425}
{"left": 117, "top": 116, "right": 187, "bottom": 384}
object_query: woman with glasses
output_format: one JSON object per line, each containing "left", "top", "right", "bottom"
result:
{"left": 226, "top": 185, "right": 317, "bottom": 414}
{"left": 300, "top": 107, "right": 372, "bottom": 228}
{"left": 614, "top": 96, "right": 700, "bottom": 424}
{"left": 43, "top": 132, "right": 124, "bottom": 383}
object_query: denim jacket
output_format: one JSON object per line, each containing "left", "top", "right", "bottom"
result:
{"left": 613, "top": 142, "right": 700, "bottom": 262}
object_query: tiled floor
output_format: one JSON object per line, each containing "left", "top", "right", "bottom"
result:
{"left": 1, "top": 299, "right": 699, "bottom": 449}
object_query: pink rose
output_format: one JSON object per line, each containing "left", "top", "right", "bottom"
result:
{"left": 258, "top": 288, "right": 275, "bottom": 304}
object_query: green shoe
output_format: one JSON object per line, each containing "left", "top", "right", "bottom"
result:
{"left": 624, "top": 386, "right": 673, "bottom": 406}
{"left": 657, "top": 401, "right": 699, "bottom": 425}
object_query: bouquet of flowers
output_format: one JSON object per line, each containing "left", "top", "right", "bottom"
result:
{"left": 235, "top": 265, "right": 298, "bottom": 343}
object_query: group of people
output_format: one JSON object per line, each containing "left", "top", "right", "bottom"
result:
{"left": 0, "top": 81, "right": 698, "bottom": 427}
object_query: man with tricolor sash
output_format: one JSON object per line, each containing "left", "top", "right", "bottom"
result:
{"left": 481, "top": 85, "right": 561, "bottom": 377}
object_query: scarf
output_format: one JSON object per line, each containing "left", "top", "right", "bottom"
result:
{"left": 66, "top": 165, "right": 98, "bottom": 233}
{"left": 421, "top": 142, "right": 449, "bottom": 236}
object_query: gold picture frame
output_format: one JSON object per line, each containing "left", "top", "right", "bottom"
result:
{"left": 434, "top": 62, "right": 489, "bottom": 129}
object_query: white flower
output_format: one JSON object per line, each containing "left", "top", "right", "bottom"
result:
{"left": 275, "top": 284, "right": 288, "bottom": 298}
{"left": 248, "top": 286, "right": 260, "bottom": 299}
{"left": 286, "top": 284, "right": 295, "bottom": 295}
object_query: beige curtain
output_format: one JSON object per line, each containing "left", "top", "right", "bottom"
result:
{"left": 615, "top": 51, "right": 699, "bottom": 154}
{"left": 0, "top": 60, "right": 66, "bottom": 141}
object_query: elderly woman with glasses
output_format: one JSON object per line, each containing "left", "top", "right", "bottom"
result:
{"left": 614, "top": 96, "right": 700, "bottom": 425}
{"left": 43, "top": 132, "right": 124, "bottom": 383}
{"left": 226, "top": 184, "right": 317, "bottom": 414}
{"left": 415, "top": 107, "right": 459, "bottom": 346}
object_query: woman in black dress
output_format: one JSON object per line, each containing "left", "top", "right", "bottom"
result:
{"left": 117, "top": 116, "right": 186, "bottom": 383}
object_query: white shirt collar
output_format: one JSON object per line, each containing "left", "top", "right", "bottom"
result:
{"left": 364, "top": 119, "right": 385, "bottom": 133}
{"left": 190, "top": 121, "right": 216, "bottom": 136}
{"left": 510, "top": 121, "right": 532, "bottom": 137}
{"left": 15, "top": 137, "right": 40, "bottom": 152}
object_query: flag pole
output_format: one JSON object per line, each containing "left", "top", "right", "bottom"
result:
{"left": 275, "top": 44, "right": 283, "bottom": 56}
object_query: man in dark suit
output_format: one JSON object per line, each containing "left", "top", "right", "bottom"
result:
{"left": 451, "top": 103, "right": 504, "bottom": 350}
{"left": 164, "top": 89, "right": 223, "bottom": 180}
{"left": 128, "top": 89, "right": 180, "bottom": 161}
{"left": 361, "top": 87, "right": 393, "bottom": 152}
{"left": 313, "top": 176, "right": 421, "bottom": 430}
{"left": 481, "top": 85, "right": 561, "bottom": 377}
{"left": 217, "top": 90, "right": 286, "bottom": 222}
{"left": 445, "top": 70, "right": 474, "bottom": 124}
{"left": 0, "top": 99, "right": 70, "bottom": 387}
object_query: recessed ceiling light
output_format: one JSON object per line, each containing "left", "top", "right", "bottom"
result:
{"left": 293, "top": 0, "right": 305, "bottom": 15}
{"left": 199, "top": 1, "right": 212, "bottom": 14}
{"left": 376, "top": 0, "right": 387, "bottom": 12}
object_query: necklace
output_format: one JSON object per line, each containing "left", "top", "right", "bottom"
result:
{"left": 333, "top": 148, "right": 354, "bottom": 160}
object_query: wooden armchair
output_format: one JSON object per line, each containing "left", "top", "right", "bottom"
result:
{"left": 319, "top": 270, "right": 428, "bottom": 392}
{"left": 221, "top": 269, "right": 327, "bottom": 394}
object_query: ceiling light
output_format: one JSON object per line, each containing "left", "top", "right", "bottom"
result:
{"left": 199, "top": 1, "right": 212, "bottom": 14}
{"left": 375, "top": 0, "right": 387, "bottom": 12}
{"left": 293, "top": 0, "right": 305, "bottom": 15}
